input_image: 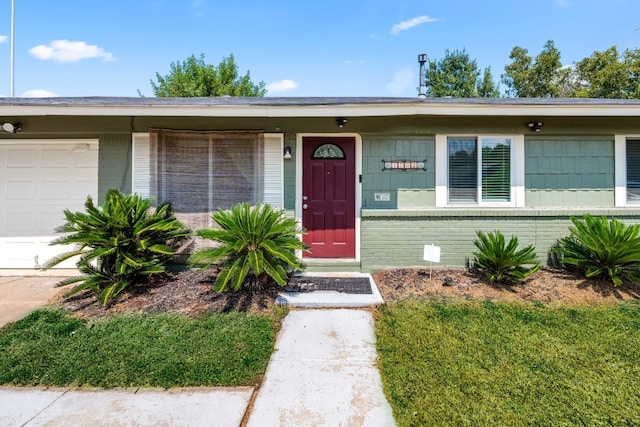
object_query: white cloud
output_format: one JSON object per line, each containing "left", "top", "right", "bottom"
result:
{"left": 29, "top": 40, "right": 115, "bottom": 63}
{"left": 21, "top": 89, "right": 59, "bottom": 97}
{"left": 267, "top": 79, "right": 299, "bottom": 93}
{"left": 192, "top": 0, "right": 207, "bottom": 15}
{"left": 391, "top": 16, "right": 439, "bottom": 35}
{"left": 386, "top": 67, "right": 415, "bottom": 95}
{"left": 0, "top": 35, "right": 7, "bottom": 43}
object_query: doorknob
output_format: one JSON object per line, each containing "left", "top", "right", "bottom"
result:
{"left": 303, "top": 204, "right": 308, "bottom": 209}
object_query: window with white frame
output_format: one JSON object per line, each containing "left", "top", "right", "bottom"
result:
{"left": 436, "top": 134, "right": 524, "bottom": 207}
{"left": 448, "top": 136, "right": 511, "bottom": 203}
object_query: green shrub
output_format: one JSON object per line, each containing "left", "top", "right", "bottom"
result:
{"left": 189, "top": 202, "right": 307, "bottom": 292}
{"left": 43, "top": 189, "right": 190, "bottom": 305}
{"left": 472, "top": 230, "right": 540, "bottom": 284}
{"left": 552, "top": 214, "right": 640, "bottom": 286}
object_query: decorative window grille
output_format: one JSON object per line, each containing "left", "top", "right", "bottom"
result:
{"left": 312, "top": 143, "right": 346, "bottom": 159}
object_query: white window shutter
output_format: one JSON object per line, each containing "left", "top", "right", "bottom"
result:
{"left": 132, "top": 133, "right": 151, "bottom": 198}
{"left": 263, "top": 133, "right": 284, "bottom": 208}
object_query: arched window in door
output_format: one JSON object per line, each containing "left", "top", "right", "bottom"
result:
{"left": 312, "top": 143, "right": 346, "bottom": 159}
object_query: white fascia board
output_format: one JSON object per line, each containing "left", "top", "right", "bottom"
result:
{"left": 2, "top": 102, "right": 640, "bottom": 118}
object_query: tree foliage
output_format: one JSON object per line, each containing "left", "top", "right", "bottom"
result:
{"left": 501, "top": 40, "right": 563, "bottom": 97}
{"left": 424, "top": 49, "right": 499, "bottom": 97}
{"left": 572, "top": 46, "right": 640, "bottom": 99}
{"left": 148, "top": 53, "right": 267, "bottom": 97}
{"left": 502, "top": 40, "right": 640, "bottom": 99}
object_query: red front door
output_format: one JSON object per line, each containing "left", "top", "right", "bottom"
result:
{"left": 302, "top": 137, "right": 356, "bottom": 258}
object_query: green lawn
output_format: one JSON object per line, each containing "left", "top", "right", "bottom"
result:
{"left": 0, "top": 307, "right": 286, "bottom": 388}
{"left": 376, "top": 301, "right": 640, "bottom": 426}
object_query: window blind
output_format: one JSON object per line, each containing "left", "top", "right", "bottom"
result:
{"left": 481, "top": 138, "right": 511, "bottom": 202}
{"left": 448, "top": 137, "right": 477, "bottom": 203}
{"left": 150, "top": 130, "right": 264, "bottom": 230}
{"left": 627, "top": 139, "right": 640, "bottom": 203}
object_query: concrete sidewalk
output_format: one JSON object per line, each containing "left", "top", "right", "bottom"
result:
{"left": 0, "top": 387, "right": 253, "bottom": 427}
{"left": 0, "top": 276, "right": 396, "bottom": 426}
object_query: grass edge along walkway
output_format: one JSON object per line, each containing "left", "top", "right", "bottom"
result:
{"left": 375, "top": 300, "right": 640, "bottom": 427}
{"left": 0, "top": 306, "right": 287, "bottom": 388}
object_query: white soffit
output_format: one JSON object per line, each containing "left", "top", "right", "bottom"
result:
{"left": 1, "top": 100, "right": 640, "bottom": 118}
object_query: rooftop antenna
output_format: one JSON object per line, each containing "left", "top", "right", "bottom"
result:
{"left": 418, "top": 54, "right": 427, "bottom": 98}
{"left": 10, "top": 0, "right": 15, "bottom": 97}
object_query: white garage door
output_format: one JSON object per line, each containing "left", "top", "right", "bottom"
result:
{"left": 0, "top": 140, "right": 98, "bottom": 269}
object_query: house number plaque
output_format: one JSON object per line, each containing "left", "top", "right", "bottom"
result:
{"left": 381, "top": 159, "right": 427, "bottom": 171}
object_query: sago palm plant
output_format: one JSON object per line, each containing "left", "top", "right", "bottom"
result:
{"left": 472, "top": 230, "right": 540, "bottom": 284}
{"left": 43, "top": 189, "right": 190, "bottom": 305}
{"left": 189, "top": 202, "right": 307, "bottom": 292}
{"left": 552, "top": 214, "right": 640, "bottom": 286}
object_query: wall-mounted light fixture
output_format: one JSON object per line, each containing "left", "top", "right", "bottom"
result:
{"left": 527, "top": 121, "right": 543, "bottom": 132}
{"left": 283, "top": 146, "right": 292, "bottom": 160}
{"left": 1, "top": 122, "right": 20, "bottom": 133}
{"left": 336, "top": 118, "right": 348, "bottom": 128}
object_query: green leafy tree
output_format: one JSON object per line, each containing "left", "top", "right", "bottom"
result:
{"left": 189, "top": 203, "right": 307, "bottom": 292}
{"left": 502, "top": 40, "right": 563, "bottom": 97}
{"left": 43, "top": 189, "right": 190, "bottom": 305}
{"left": 472, "top": 230, "right": 540, "bottom": 284}
{"left": 424, "top": 49, "right": 499, "bottom": 97}
{"left": 572, "top": 46, "right": 640, "bottom": 98}
{"left": 148, "top": 53, "right": 267, "bottom": 97}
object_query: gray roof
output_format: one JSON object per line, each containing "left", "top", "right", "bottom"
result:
{"left": 1, "top": 96, "right": 640, "bottom": 107}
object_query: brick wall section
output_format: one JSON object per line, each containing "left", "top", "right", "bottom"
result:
{"left": 360, "top": 210, "right": 640, "bottom": 271}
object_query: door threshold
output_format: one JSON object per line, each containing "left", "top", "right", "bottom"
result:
{"left": 303, "top": 258, "right": 359, "bottom": 264}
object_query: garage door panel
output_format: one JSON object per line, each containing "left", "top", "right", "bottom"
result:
{"left": 41, "top": 148, "right": 72, "bottom": 167}
{"left": 41, "top": 180, "right": 70, "bottom": 199}
{"left": 0, "top": 141, "right": 98, "bottom": 269}
{"left": 5, "top": 149, "right": 36, "bottom": 167}
{"left": 0, "top": 237, "right": 78, "bottom": 269}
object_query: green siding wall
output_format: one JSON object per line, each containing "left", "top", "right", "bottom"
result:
{"left": 98, "top": 134, "right": 131, "bottom": 203}
{"left": 362, "top": 135, "right": 435, "bottom": 209}
{"left": 283, "top": 134, "right": 297, "bottom": 210}
{"left": 360, "top": 210, "right": 640, "bottom": 271}
{"left": 525, "top": 136, "right": 614, "bottom": 207}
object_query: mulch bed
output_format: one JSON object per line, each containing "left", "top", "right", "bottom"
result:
{"left": 51, "top": 267, "right": 640, "bottom": 319}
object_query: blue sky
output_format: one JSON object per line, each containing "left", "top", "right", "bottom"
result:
{"left": 0, "top": 0, "right": 639, "bottom": 98}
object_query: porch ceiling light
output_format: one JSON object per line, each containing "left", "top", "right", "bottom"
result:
{"left": 527, "top": 121, "right": 543, "bottom": 132}
{"left": 283, "top": 146, "right": 293, "bottom": 160}
{"left": 1, "top": 122, "right": 20, "bottom": 133}
{"left": 336, "top": 118, "right": 348, "bottom": 128}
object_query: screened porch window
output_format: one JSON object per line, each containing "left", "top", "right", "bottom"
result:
{"left": 448, "top": 136, "right": 512, "bottom": 204}
{"left": 149, "top": 130, "right": 263, "bottom": 229}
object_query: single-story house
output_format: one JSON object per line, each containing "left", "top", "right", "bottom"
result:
{"left": 1, "top": 96, "right": 640, "bottom": 272}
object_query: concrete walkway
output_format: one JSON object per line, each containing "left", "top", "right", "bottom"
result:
{"left": 0, "top": 276, "right": 66, "bottom": 327}
{"left": 247, "top": 309, "right": 395, "bottom": 427}
{"left": 0, "top": 276, "right": 396, "bottom": 426}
